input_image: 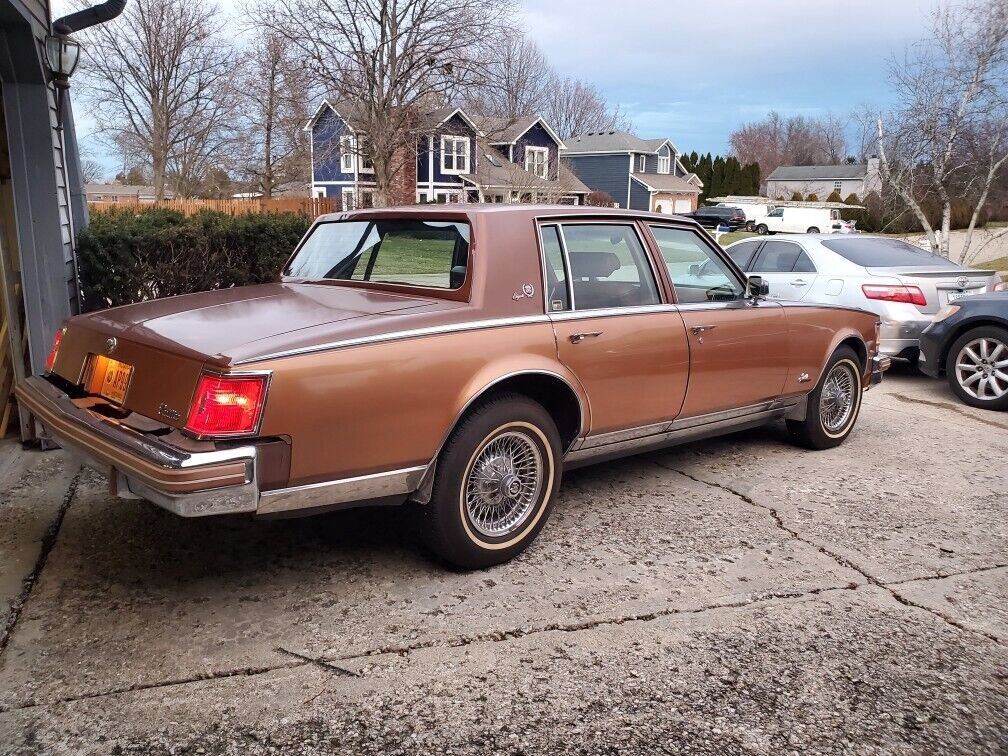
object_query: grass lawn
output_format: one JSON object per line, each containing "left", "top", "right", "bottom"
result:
{"left": 715, "top": 231, "right": 758, "bottom": 247}
{"left": 369, "top": 236, "right": 456, "bottom": 275}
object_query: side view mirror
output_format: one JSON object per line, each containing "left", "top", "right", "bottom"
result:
{"left": 688, "top": 263, "right": 701, "bottom": 276}
{"left": 747, "top": 275, "right": 770, "bottom": 299}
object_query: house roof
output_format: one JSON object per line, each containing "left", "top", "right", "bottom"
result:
{"left": 630, "top": 173, "right": 702, "bottom": 194}
{"left": 304, "top": 100, "right": 485, "bottom": 136}
{"left": 565, "top": 130, "right": 663, "bottom": 154}
{"left": 85, "top": 183, "right": 176, "bottom": 198}
{"left": 477, "top": 116, "right": 566, "bottom": 149}
{"left": 459, "top": 142, "right": 588, "bottom": 194}
{"left": 767, "top": 164, "right": 868, "bottom": 181}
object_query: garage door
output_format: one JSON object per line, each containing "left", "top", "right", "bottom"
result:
{"left": 673, "top": 199, "right": 691, "bottom": 213}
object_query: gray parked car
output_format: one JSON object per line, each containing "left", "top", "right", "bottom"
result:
{"left": 722, "top": 235, "right": 1003, "bottom": 360}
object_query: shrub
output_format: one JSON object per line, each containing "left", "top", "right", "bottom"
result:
{"left": 790, "top": 191, "right": 803, "bottom": 201}
{"left": 806, "top": 193, "right": 819, "bottom": 202}
{"left": 585, "top": 191, "right": 617, "bottom": 207}
{"left": 826, "top": 191, "right": 843, "bottom": 203}
{"left": 77, "top": 208, "right": 311, "bottom": 311}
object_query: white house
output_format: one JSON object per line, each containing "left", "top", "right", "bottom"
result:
{"left": 766, "top": 157, "right": 881, "bottom": 200}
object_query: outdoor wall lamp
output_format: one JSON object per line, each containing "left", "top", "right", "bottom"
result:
{"left": 44, "top": 34, "right": 82, "bottom": 130}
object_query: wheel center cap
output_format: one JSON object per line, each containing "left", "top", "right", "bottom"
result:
{"left": 501, "top": 474, "right": 522, "bottom": 499}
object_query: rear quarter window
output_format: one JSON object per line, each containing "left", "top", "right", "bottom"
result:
{"left": 821, "top": 237, "right": 958, "bottom": 268}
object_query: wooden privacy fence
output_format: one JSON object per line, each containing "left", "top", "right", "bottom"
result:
{"left": 88, "top": 196, "right": 343, "bottom": 218}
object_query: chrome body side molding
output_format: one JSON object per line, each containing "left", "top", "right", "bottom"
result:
{"left": 563, "top": 398, "right": 803, "bottom": 469}
{"left": 257, "top": 465, "right": 427, "bottom": 515}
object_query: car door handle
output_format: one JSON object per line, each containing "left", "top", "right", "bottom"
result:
{"left": 689, "top": 325, "right": 717, "bottom": 335}
{"left": 791, "top": 279, "right": 808, "bottom": 287}
{"left": 569, "top": 331, "right": 603, "bottom": 344}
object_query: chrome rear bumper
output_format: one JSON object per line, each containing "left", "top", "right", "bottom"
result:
{"left": 15, "top": 376, "right": 259, "bottom": 517}
{"left": 870, "top": 355, "right": 891, "bottom": 386}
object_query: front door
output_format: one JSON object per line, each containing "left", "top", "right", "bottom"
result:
{"left": 539, "top": 223, "right": 690, "bottom": 437}
{"left": 648, "top": 225, "right": 789, "bottom": 417}
{"left": 748, "top": 239, "right": 819, "bottom": 301}
{"left": 762, "top": 207, "right": 785, "bottom": 233}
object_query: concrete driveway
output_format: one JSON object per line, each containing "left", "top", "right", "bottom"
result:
{"left": 0, "top": 367, "right": 1005, "bottom": 754}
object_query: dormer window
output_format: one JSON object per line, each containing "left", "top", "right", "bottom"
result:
{"left": 658, "top": 153, "right": 671, "bottom": 174}
{"left": 441, "top": 135, "right": 470, "bottom": 174}
{"left": 525, "top": 146, "right": 549, "bottom": 179}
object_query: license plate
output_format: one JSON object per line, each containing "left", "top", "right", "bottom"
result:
{"left": 88, "top": 355, "right": 134, "bottom": 405}
{"left": 948, "top": 289, "right": 981, "bottom": 302}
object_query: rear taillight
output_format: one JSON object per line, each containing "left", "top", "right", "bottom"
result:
{"left": 861, "top": 284, "right": 927, "bottom": 307}
{"left": 185, "top": 373, "right": 268, "bottom": 437}
{"left": 45, "top": 327, "right": 66, "bottom": 373}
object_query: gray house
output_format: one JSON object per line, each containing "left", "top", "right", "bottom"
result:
{"left": 0, "top": 0, "right": 121, "bottom": 437}
{"left": 766, "top": 158, "right": 882, "bottom": 200}
{"left": 562, "top": 130, "right": 702, "bottom": 213}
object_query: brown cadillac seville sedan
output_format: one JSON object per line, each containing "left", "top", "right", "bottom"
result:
{"left": 17, "top": 206, "right": 889, "bottom": 568}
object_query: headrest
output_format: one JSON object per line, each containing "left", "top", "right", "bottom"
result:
{"left": 570, "top": 251, "right": 621, "bottom": 279}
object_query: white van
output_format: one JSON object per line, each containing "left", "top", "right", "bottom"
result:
{"left": 754, "top": 206, "right": 853, "bottom": 235}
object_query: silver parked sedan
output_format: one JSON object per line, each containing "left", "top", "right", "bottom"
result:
{"left": 722, "top": 235, "right": 1003, "bottom": 360}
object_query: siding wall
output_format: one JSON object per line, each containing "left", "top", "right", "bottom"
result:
{"left": 1, "top": 0, "right": 82, "bottom": 375}
{"left": 563, "top": 154, "right": 631, "bottom": 207}
{"left": 511, "top": 122, "right": 560, "bottom": 180}
{"left": 766, "top": 178, "right": 864, "bottom": 199}
{"left": 628, "top": 177, "right": 651, "bottom": 211}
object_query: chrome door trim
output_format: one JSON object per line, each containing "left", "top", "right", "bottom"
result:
{"left": 235, "top": 314, "right": 552, "bottom": 363}
{"left": 549, "top": 304, "right": 679, "bottom": 321}
{"left": 257, "top": 465, "right": 428, "bottom": 515}
{"left": 565, "top": 397, "right": 801, "bottom": 467}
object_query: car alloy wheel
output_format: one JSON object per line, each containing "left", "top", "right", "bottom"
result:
{"left": 954, "top": 337, "right": 1008, "bottom": 401}
{"left": 819, "top": 360, "right": 858, "bottom": 434}
{"left": 463, "top": 429, "right": 544, "bottom": 538}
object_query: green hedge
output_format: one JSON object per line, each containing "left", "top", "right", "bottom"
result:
{"left": 77, "top": 209, "right": 311, "bottom": 311}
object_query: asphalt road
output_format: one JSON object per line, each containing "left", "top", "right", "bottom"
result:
{"left": 0, "top": 365, "right": 1005, "bottom": 755}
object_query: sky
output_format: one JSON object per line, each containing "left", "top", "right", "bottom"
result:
{"left": 59, "top": 0, "right": 937, "bottom": 175}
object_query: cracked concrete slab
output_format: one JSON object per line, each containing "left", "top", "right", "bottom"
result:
{"left": 0, "top": 444, "right": 79, "bottom": 654}
{"left": 0, "top": 367, "right": 1005, "bottom": 753}
{"left": 1, "top": 587, "right": 1004, "bottom": 754}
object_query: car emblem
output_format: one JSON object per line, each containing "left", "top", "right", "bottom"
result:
{"left": 158, "top": 403, "right": 181, "bottom": 421}
{"left": 105, "top": 337, "right": 117, "bottom": 355}
{"left": 956, "top": 276, "right": 968, "bottom": 289}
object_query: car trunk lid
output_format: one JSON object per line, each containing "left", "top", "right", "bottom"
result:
{"left": 865, "top": 266, "right": 997, "bottom": 314}
{"left": 49, "top": 283, "right": 432, "bottom": 428}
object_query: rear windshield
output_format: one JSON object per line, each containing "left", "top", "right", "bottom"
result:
{"left": 821, "top": 237, "right": 958, "bottom": 268}
{"left": 284, "top": 219, "right": 470, "bottom": 289}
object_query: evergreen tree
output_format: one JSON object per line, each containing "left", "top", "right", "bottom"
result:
{"left": 826, "top": 190, "right": 843, "bottom": 203}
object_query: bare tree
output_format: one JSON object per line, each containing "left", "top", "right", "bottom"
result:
{"left": 730, "top": 111, "right": 850, "bottom": 182}
{"left": 875, "top": 0, "right": 1008, "bottom": 261}
{"left": 542, "top": 75, "right": 628, "bottom": 141}
{"left": 259, "top": 0, "right": 517, "bottom": 207}
{"left": 463, "top": 30, "right": 550, "bottom": 123}
{"left": 76, "top": 0, "right": 236, "bottom": 199}
{"left": 231, "top": 24, "right": 315, "bottom": 198}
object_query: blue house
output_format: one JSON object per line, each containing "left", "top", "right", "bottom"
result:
{"left": 562, "top": 131, "right": 703, "bottom": 214}
{"left": 305, "top": 101, "right": 589, "bottom": 207}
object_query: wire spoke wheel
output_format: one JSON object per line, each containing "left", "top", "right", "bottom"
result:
{"left": 819, "top": 361, "right": 857, "bottom": 433}
{"left": 464, "top": 430, "right": 544, "bottom": 539}
{"left": 955, "top": 337, "right": 1008, "bottom": 401}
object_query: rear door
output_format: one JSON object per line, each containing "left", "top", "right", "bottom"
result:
{"left": 541, "top": 222, "right": 690, "bottom": 437}
{"left": 750, "top": 239, "right": 819, "bottom": 301}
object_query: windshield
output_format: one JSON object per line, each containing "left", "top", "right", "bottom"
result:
{"left": 821, "top": 237, "right": 959, "bottom": 268}
{"left": 284, "top": 219, "right": 470, "bottom": 289}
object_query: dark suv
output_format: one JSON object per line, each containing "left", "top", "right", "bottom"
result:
{"left": 683, "top": 205, "right": 747, "bottom": 230}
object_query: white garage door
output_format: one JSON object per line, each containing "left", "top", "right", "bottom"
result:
{"left": 673, "top": 199, "right": 692, "bottom": 213}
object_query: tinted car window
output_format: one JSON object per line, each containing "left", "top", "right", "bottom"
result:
{"left": 286, "top": 219, "right": 469, "bottom": 289}
{"left": 793, "top": 251, "right": 817, "bottom": 273}
{"left": 821, "top": 237, "right": 959, "bottom": 268}
{"left": 561, "top": 224, "right": 661, "bottom": 310}
{"left": 540, "top": 225, "right": 570, "bottom": 312}
{"left": 650, "top": 226, "right": 743, "bottom": 304}
{"left": 726, "top": 240, "right": 760, "bottom": 270}
{"left": 752, "top": 241, "right": 802, "bottom": 273}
